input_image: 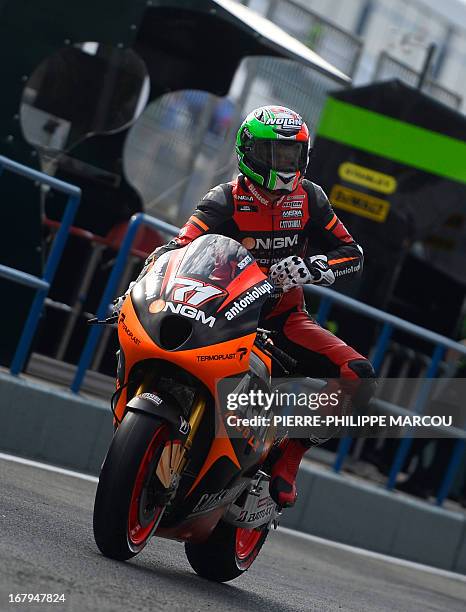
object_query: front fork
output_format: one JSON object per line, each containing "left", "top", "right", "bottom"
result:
{"left": 155, "top": 393, "right": 206, "bottom": 491}
{"left": 134, "top": 374, "right": 207, "bottom": 494}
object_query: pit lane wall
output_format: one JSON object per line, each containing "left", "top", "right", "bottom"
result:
{"left": 1, "top": 370, "right": 465, "bottom": 574}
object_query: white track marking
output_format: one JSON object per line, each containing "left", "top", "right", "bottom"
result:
{"left": 1, "top": 452, "right": 464, "bottom": 581}
{"left": 277, "top": 527, "right": 466, "bottom": 582}
{"left": 0, "top": 452, "right": 98, "bottom": 483}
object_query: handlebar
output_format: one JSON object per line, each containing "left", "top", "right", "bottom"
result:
{"left": 87, "top": 315, "right": 118, "bottom": 325}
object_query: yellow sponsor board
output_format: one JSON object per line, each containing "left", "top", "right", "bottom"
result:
{"left": 330, "top": 185, "right": 390, "bottom": 223}
{"left": 338, "top": 162, "right": 397, "bottom": 194}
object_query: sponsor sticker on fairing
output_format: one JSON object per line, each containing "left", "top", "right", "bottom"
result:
{"left": 224, "top": 281, "right": 273, "bottom": 321}
{"left": 162, "top": 302, "right": 216, "bottom": 327}
{"left": 140, "top": 393, "right": 163, "bottom": 405}
{"left": 238, "top": 255, "right": 252, "bottom": 270}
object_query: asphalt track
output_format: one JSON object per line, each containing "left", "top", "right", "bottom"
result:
{"left": 0, "top": 455, "right": 465, "bottom": 612}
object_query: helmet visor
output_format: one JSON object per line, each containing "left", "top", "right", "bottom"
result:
{"left": 248, "top": 140, "right": 307, "bottom": 173}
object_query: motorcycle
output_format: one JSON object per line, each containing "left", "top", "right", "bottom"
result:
{"left": 93, "top": 234, "right": 298, "bottom": 582}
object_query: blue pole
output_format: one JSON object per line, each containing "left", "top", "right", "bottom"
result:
{"left": 71, "top": 213, "right": 180, "bottom": 393}
{"left": 71, "top": 214, "right": 145, "bottom": 393}
{"left": 10, "top": 194, "right": 80, "bottom": 375}
{"left": 0, "top": 156, "right": 81, "bottom": 196}
{"left": 316, "top": 297, "right": 333, "bottom": 326}
{"left": 371, "top": 322, "right": 394, "bottom": 374}
{"left": 333, "top": 322, "right": 393, "bottom": 472}
{"left": 0, "top": 265, "right": 49, "bottom": 290}
{"left": 42, "top": 195, "right": 80, "bottom": 284}
{"left": 435, "top": 439, "right": 466, "bottom": 506}
{"left": 386, "top": 343, "right": 445, "bottom": 490}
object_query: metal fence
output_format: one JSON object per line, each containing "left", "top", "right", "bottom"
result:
{"left": 124, "top": 55, "right": 348, "bottom": 228}
{"left": 241, "top": 0, "right": 363, "bottom": 78}
{"left": 373, "top": 51, "right": 463, "bottom": 110}
{"left": 0, "top": 156, "right": 81, "bottom": 375}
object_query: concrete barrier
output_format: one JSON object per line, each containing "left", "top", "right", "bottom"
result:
{"left": 0, "top": 370, "right": 112, "bottom": 473}
{"left": 1, "top": 370, "right": 465, "bottom": 573}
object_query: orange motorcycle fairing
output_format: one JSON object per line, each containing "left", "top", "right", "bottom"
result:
{"left": 109, "top": 235, "right": 277, "bottom": 542}
{"left": 114, "top": 295, "right": 261, "bottom": 422}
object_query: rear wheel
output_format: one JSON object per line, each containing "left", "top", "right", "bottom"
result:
{"left": 185, "top": 520, "right": 269, "bottom": 582}
{"left": 93, "top": 411, "right": 169, "bottom": 560}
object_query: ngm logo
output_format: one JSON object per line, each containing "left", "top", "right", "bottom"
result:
{"left": 242, "top": 234, "right": 298, "bottom": 250}
{"left": 163, "top": 302, "right": 216, "bottom": 328}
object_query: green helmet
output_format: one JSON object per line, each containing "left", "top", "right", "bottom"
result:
{"left": 236, "top": 105, "right": 311, "bottom": 194}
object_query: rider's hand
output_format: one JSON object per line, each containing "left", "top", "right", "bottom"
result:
{"left": 269, "top": 256, "right": 311, "bottom": 291}
{"left": 306, "top": 255, "right": 335, "bottom": 287}
{"left": 270, "top": 255, "right": 335, "bottom": 291}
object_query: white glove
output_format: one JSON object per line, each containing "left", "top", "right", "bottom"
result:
{"left": 270, "top": 255, "right": 335, "bottom": 291}
{"left": 306, "top": 255, "right": 335, "bottom": 287}
{"left": 269, "top": 256, "right": 312, "bottom": 292}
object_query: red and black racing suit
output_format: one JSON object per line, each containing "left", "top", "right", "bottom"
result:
{"left": 143, "top": 175, "right": 376, "bottom": 402}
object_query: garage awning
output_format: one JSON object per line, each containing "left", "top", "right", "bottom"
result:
{"left": 213, "top": 0, "right": 351, "bottom": 85}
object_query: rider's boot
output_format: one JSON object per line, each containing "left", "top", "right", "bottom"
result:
{"left": 269, "top": 438, "right": 312, "bottom": 507}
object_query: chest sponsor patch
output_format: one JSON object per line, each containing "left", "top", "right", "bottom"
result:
{"left": 282, "top": 201, "right": 303, "bottom": 209}
{"left": 246, "top": 181, "right": 270, "bottom": 206}
{"left": 242, "top": 234, "right": 299, "bottom": 250}
{"left": 237, "top": 204, "right": 258, "bottom": 212}
{"left": 280, "top": 220, "right": 302, "bottom": 229}
{"left": 282, "top": 209, "right": 303, "bottom": 218}
{"left": 235, "top": 194, "right": 254, "bottom": 202}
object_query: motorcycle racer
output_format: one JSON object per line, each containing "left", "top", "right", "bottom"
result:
{"left": 121, "top": 106, "right": 376, "bottom": 508}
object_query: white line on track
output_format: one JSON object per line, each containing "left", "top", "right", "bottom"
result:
{"left": 1, "top": 452, "right": 465, "bottom": 581}
{"left": 0, "top": 452, "right": 98, "bottom": 483}
{"left": 276, "top": 528, "right": 466, "bottom": 582}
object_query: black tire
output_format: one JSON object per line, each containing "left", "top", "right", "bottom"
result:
{"left": 185, "top": 520, "right": 269, "bottom": 582}
{"left": 93, "top": 411, "right": 169, "bottom": 561}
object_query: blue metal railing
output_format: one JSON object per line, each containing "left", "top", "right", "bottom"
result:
{"left": 71, "top": 214, "right": 179, "bottom": 393}
{"left": 0, "top": 156, "right": 81, "bottom": 375}
{"left": 306, "top": 283, "right": 466, "bottom": 505}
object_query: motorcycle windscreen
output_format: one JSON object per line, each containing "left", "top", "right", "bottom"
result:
{"left": 131, "top": 234, "right": 274, "bottom": 350}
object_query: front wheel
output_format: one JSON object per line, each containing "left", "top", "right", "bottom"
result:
{"left": 185, "top": 520, "right": 269, "bottom": 582}
{"left": 93, "top": 411, "right": 169, "bottom": 560}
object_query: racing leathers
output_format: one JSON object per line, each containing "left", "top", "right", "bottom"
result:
{"left": 133, "top": 174, "right": 377, "bottom": 506}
